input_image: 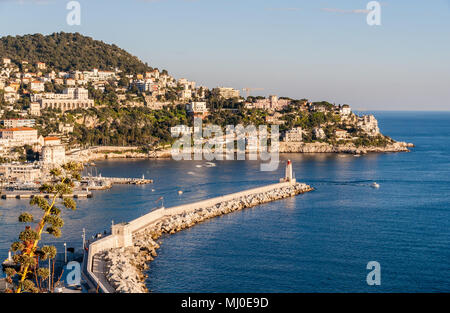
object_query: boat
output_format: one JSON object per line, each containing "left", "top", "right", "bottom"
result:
{"left": 371, "top": 182, "right": 380, "bottom": 189}
{"left": 178, "top": 190, "right": 183, "bottom": 195}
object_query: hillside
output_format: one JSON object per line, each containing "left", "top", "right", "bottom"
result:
{"left": 0, "top": 32, "right": 152, "bottom": 73}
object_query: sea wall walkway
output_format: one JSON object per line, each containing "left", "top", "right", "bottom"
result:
{"left": 85, "top": 179, "right": 312, "bottom": 293}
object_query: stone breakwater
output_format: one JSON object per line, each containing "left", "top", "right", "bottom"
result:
{"left": 98, "top": 182, "right": 313, "bottom": 293}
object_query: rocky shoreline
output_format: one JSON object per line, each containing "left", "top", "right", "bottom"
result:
{"left": 97, "top": 182, "right": 313, "bottom": 293}
{"left": 70, "top": 141, "right": 414, "bottom": 163}
{"left": 279, "top": 141, "right": 415, "bottom": 154}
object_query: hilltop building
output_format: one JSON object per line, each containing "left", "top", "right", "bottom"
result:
{"left": 357, "top": 115, "right": 380, "bottom": 136}
{"left": 212, "top": 87, "right": 240, "bottom": 99}
{"left": 31, "top": 87, "right": 94, "bottom": 111}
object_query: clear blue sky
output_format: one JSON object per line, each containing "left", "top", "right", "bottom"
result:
{"left": 0, "top": 0, "right": 449, "bottom": 110}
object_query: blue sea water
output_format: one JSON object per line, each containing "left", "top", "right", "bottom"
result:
{"left": 0, "top": 111, "right": 449, "bottom": 292}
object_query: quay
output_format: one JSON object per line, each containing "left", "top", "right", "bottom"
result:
{"left": 83, "top": 161, "right": 313, "bottom": 293}
{"left": 81, "top": 176, "right": 153, "bottom": 185}
{"left": 1, "top": 191, "right": 92, "bottom": 199}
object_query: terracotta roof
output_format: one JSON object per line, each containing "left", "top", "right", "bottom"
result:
{"left": 0, "top": 127, "right": 36, "bottom": 132}
{"left": 44, "top": 137, "right": 60, "bottom": 141}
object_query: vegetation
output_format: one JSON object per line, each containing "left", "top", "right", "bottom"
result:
{"left": 4, "top": 162, "right": 82, "bottom": 293}
{"left": 0, "top": 32, "right": 152, "bottom": 73}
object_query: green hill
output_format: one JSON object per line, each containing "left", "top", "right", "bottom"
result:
{"left": 0, "top": 32, "right": 152, "bottom": 73}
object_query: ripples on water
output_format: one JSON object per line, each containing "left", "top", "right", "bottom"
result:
{"left": 0, "top": 112, "right": 449, "bottom": 292}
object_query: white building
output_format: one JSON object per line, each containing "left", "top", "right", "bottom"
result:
{"left": 170, "top": 125, "right": 192, "bottom": 135}
{"left": 29, "top": 102, "right": 41, "bottom": 116}
{"left": 339, "top": 104, "right": 351, "bottom": 116}
{"left": 313, "top": 127, "right": 326, "bottom": 140}
{"left": 213, "top": 87, "right": 240, "bottom": 99}
{"left": 0, "top": 127, "right": 39, "bottom": 145}
{"left": 32, "top": 87, "right": 94, "bottom": 111}
{"left": 0, "top": 163, "right": 42, "bottom": 181}
{"left": 1, "top": 119, "right": 36, "bottom": 128}
{"left": 43, "top": 137, "right": 61, "bottom": 146}
{"left": 58, "top": 123, "right": 74, "bottom": 134}
{"left": 335, "top": 129, "right": 349, "bottom": 140}
{"left": 178, "top": 89, "right": 192, "bottom": 100}
{"left": 41, "top": 145, "right": 66, "bottom": 165}
{"left": 284, "top": 127, "right": 303, "bottom": 142}
{"left": 357, "top": 115, "right": 380, "bottom": 136}
{"left": 30, "top": 80, "right": 45, "bottom": 92}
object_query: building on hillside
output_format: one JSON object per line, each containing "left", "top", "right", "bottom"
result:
{"left": 284, "top": 127, "right": 304, "bottom": 142}
{"left": 335, "top": 129, "right": 349, "bottom": 140}
{"left": 30, "top": 80, "right": 45, "bottom": 92}
{"left": 178, "top": 89, "right": 192, "bottom": 100}
{"left": 339, "top": 104, "right": 351, "bottom": 116}
{"left": 265, "top": 112, "right": 285, "bottom": 125}
{"left": 186, "top": 101, "right": 209, "bottom": 120}
{"left": 0, "top": 127, "right": 39, "bottom": 145}
{"left": 3, "top": 87, "right": 19, "bottom": 104}
{"left": 170, "top": 125, "right": 192, "bottom": 135}
{"left": 248, "top": 95, "right": 290, "bottom": 111}
{"left": 1, "top": 119, "right": 36, "bottom": 128}
{"left": 65, "top": 78, "right": 76, "bottom": 86}
{"left": 0, "top": 163, "right": 42, "bottom": 182}
{"left": 58, "top": 123, "right": 74, "bottom": 134}
{"left": 357, "top": 115, "right": 380, "bottom": 136}
{"left": 313, "top": 127, "right": 326, "bottom": 140}
{"left": 32, "top": 87, "right": 94, "bottom": 111}
{"left": 2, "top": 58, "right": 11, "bottom": 66}
{"left": 310, "top": 103, "right": 329, "bottom": 113}
{"left": 41, "top": 145, "right": 66, "bottom": 165}
{"left": 36, "top": 62, "right": 46, "bottom": 70}
{"left": 43, "top": 137, "right": 61, "bottom": 146}
{"left": 29, "top": 102, "right": 41, "bottom": 116}
{"left": 212, "top": 87, "right": 240, "bottom": 99}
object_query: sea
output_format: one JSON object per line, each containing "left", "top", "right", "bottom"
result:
{"left": 0, "top": 111, "right": 449, "bottom": 292}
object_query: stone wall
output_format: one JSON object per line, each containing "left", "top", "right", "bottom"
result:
{"left": 85, "top": 181, "right": 308, "bottom": 292}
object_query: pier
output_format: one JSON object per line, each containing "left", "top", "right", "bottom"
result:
{"left": 84, "top": 161, "right": 313, "bottom": 293}
{"left": 81, "top": 176, "right": 153, "bottom": 185}
{"left": 1, "top": 191, "right": 92, "bottom": 199}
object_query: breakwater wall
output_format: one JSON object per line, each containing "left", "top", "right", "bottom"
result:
{"left": 85, "top": 180, "right": 313, "bottom": 293}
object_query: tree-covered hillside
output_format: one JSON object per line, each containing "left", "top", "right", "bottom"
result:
{"left": 0, "top": 32, "right": 152, "bottom": 73}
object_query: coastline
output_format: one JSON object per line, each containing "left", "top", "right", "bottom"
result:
{"left": 67, "top": 141, "right": 415, "bottom": 163}
{"left": 94, "top": 182, "right": 313, "bottom": 293}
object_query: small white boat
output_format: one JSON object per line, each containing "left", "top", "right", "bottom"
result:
{"left": 196, "top": 165, "right": 202, "bottom": 168}
{"left": 178, "top": 190, "right": 183, "bottom": 195}
{"left": 371, "top": 182, "right": 380, "bottom": 189}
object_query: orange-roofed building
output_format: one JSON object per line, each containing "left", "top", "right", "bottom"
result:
{"left": 0, "top": 127, "right": 38, "bottom": 144}
{"left": 43, "top": 136, "right": 61, "bottom": 146}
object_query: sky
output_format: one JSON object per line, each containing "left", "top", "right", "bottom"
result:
{"left": 0, "top": 0, "right": 449, "bottom": 111}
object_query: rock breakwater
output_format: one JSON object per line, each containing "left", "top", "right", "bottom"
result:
{"left": 98, "top": 182, "right": 313, "bottom": 293}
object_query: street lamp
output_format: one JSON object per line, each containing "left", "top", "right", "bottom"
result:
{"left": 63, "top": 243, "right": 67, "bottom": 263}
